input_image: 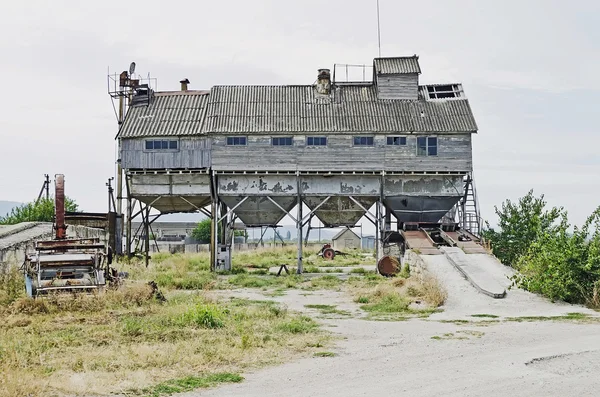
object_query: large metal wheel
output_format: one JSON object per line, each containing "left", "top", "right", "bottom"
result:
{"left": 322, "top": 248, "right": 335, "bottom": 260}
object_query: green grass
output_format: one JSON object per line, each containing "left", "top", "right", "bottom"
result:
{"left": 471, "top": 314, "right": 499, "bottom": 318}
{"left": 506, "top": 312, "right": 593, "bottom": 322}
{"left": 350, "top": 267, "right": 367, "bottom": 274}
{"left": 304, "top": 304, "right": 352, "bottom": 317}
{"left": 431, "top": 330, "right": 485, "bottom": 340}
{"left": 137, "top": 372, "right": 244, "bottom": 396}
{"left": 0, "top": 287, "right": 327, "bottom": 396}
{"left": 278, "top": 316, "right": 319, "bottom": 334}
{"left": 313, "top": 351, "right": 336, "bottom": 357}
{"left": 360, "top": 293, "right": 410, "bottom": 313}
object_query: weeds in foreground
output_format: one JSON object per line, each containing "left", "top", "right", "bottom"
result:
{"left": 0, "top": 266, "right": 25, "bottom": 305}
{"left": 0, "top": 289, "right": 327, "bottom": 397}
{"left": 431, "top": 330, "right": 485, "bottom": 340}
{"left": 134, "top": 373, "right": 244, "bottom": 397}
{"left": 313, "top": 351, "right": 336, "bottom": 357}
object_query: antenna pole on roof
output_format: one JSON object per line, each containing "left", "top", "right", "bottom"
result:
{"left": 376, "top": 0, "right": 382, "bottom": 57}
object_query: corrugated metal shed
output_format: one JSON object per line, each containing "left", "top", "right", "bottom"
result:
{"left": 118, "top": 91, "right": 209, "bottom": 138}
{"left": 374, "top": 56, "right": 421, "bottom": 74}
{"left": 203, "top": 85, "right": 477, "bottom": 134}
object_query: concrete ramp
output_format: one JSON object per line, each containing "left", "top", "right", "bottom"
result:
{"left": 441, "top": 247, "right": 506, "bottom": 299}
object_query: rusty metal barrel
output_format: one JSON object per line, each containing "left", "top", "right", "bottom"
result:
{"left": 377, "top": 255, "right": 400, "bottom": 277}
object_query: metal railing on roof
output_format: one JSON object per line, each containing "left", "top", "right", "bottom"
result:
{"left": 332, "top": 64, "right": 374, "bottom": 84}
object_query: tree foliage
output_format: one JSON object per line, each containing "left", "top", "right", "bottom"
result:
{"left": 191, "top": 218, "right": 247, "bottom": 243}
{"left": 484, "top": 189, "right": 600, "bottom": 306}
{"left": 482, "top": 190, "right": 564, "bottom": 267}
{"left": 0, "top": 197, "right": 79, "bottom": 225}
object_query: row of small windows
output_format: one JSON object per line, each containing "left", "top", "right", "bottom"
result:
{"left": 145, "top": 137, "right": 436, "bottom": 156}
{"left": 224, "top": 136, "right": 437, "bottom": 156}
{"left": 145, "top": 140, "right": 178, "bottom": 150}
{"left": 226, "top": 136, "right": 418, "bottom": 147}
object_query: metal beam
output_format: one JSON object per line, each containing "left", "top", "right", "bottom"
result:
{"left": 178, "top": 196, "right": 211, "bottom": 218}
{"left": 348, "top": 196, "right": 377, "bottom": 226}
{"left": 218, "top": 196, "right": 248, "bottom": 223}
{"left": 266, "top": 196, "right": 297, "bottom": 223}
{"left": 300, "top": 196, "right": 331, "bottom": 226}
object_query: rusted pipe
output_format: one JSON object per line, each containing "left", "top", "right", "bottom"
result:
{"left": 55, "top": 174, "right": 67, "bottom": 239}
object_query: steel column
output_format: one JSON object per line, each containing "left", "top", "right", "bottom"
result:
{"left": 296, "top": 173, "right": 303, "bottom": 274}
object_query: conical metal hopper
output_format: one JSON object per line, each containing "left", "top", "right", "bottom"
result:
{"left": 303, "top": 196, "right": 377, "bottom": 227}
{"left": 384, "top": 196, "right": 461, "bottom": 223}
{"left": 219, "top": 196, "right": 297, "bottom": 227}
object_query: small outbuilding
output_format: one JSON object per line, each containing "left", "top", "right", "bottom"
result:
{"left": 331, "top": 228, "right": 360, "bottom": 251}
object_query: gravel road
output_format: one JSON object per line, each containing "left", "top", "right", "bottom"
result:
{"left": 191, "top": 255, "right": 600, "bottom": 397}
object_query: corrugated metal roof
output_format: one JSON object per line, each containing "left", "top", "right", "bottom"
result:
{"left": 203, "top": 85, "right": 477, "bottom": 134}
{"left": 118, "top": 91, "right": 209, "bottom": 138}
{"left": 374, "top": 56, "right": 421, "bottom": 74}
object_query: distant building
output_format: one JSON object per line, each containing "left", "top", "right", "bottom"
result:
{"left": 361, "top": 235, "right": 376, "bottom": 250}
{"left": 332, "top": 228, "right": 361, "bottom": 250}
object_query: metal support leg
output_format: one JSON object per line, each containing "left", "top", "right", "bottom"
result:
{"left": 375, "top": 202, "right": 380, "bottom": 269}
{"left": 296, "top": 175, "right": 303, "bottom": 274}
{"left": 144, "top": 206, "right": 150, "bottom": 267}
{"left": 210, "top": 200, "right": 217, "bottom": 271}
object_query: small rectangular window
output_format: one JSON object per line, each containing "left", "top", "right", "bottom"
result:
{"left": 227, "top": 137, "right": 247, "bottom": 146}
{"left": 353, "top": 136, "right": 374, "bottom": 146}
{"left": 386, "top": 136, "right": 406, "bottom": 146}
{"left": 145, "top": 140, "right": 178, "bottom": 150}
{"left": 307, "top": 136, "right": 327, "bottom": 146}
{"left": 272, "top": 137, "right": 293, "bottom": 146}
{"left": 417, "top": 136, "right": 437, "bottom": 156}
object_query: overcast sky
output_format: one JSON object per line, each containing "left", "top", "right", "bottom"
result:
{"left": 1, "top": 0, "right": 598, "bottom": 231}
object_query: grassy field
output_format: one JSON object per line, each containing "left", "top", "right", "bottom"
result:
{"left": 0, "top": 248, "right": 444, "bottom": 397}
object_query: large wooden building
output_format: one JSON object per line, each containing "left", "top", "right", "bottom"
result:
{"left": 115, "top": 55, "right": 479, "bottom": 271}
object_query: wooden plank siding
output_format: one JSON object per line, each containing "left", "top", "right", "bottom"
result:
{"left": 376, "top": 73, "right": 419, "bottom": 100}
{"left": 121, "top": 137, "right": 211, "bottom": 170}
{"left": 210, "top": 134, "right": 472, "bottom": 173}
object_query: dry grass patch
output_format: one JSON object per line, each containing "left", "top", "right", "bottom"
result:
{"left": 347, "top": 272, "right": 447, "bottom": 320}
{"left": 0, "top": 285, "right": 328, "bottom": 397}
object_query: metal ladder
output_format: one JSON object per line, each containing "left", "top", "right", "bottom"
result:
{"left": 457, "top": 173, "right": 482, "bottom": 237}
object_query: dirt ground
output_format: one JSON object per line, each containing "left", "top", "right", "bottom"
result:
{"left": 187, "top": 255, "right": 600, "bottom": 397}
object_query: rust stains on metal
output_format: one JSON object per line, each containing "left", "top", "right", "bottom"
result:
{"left": 377, "top": 255, "right": 400, "bottom": 277}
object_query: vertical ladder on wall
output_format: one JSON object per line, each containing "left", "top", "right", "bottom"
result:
{"left": 457, "top": 173, "right": 482, "bottom": 237}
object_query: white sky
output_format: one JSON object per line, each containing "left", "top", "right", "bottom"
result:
{"left": 1, "top": 0, "right": 599, "bottom": 231}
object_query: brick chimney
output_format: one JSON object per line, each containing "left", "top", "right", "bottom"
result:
{"left": 316, "top": 69, "right": 331, "bottom": 95}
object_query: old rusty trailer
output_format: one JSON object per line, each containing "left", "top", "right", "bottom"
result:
{"left": 23, "top": 175, "right": 115, "bottom": 297}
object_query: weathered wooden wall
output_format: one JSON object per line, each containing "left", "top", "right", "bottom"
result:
{"left": 121, "top": 137, "right": 211, "bottom": 170}
{"left": 376, "top": 73, "right": 418, "bottom": 100}
{"left": 210, "top": 134, "right": 472, "bottom": 172}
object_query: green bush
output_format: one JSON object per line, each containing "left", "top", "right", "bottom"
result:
{"left": 485, "top": 190, "right": 600, "bottom": 307}
{"left": 177, "top": 304, "right": 226, "bottom": 329}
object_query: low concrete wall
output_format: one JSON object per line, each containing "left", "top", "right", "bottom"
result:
{"left": 403, "top": 249, "right": 429, "bottom": 282}
{"left": 0, "top": 222, "right": 107, "bottom": 272}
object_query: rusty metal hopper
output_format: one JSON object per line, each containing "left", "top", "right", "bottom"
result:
{"left": 304, "top": 196, "right": 376, "bottom": 227}
{"left": 219, "top": 196, "right": 297, "bottom": 227}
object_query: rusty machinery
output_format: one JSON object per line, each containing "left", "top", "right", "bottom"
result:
{"left": 22, "top": 175, "right": 120, "bottom": 297}
{"left": 317, "top": 243, "right": 348, "bottom": 260}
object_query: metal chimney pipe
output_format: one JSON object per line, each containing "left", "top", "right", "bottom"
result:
{"left": 180, "top": 78, "right": 190, "bottom": 91}
{"left": 55, "top": 174, "right": 67, "bottom": 239}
